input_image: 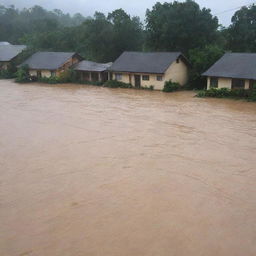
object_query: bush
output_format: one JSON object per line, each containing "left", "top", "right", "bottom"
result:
{"left": 15, "top": 65, "right": 31, "bottom": 83}
{"left": 163, "top": 80, "right": 180, "bottom": 92}
{"left": 248, "top": 90, "right": 256, "bottom": 102}
{"left": 38, "top": 76, "right": 60, "bottom": 84}
{"left": 79, "top": 80, "right": 103, "bottom": 86}
{"left": 0, "top": 63, "right": 17, "bottom": 79}
{"left": 196, "top": 87, "right": 256, "bottom": 102}
{"left": 104, "top": 80, "right": 132, "bottom": 88}
{"left": 141, "top": 85, "right": 155, "bottom": 90}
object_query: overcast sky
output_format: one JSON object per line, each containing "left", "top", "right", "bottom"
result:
{"left": 1, "top": 0, "right": 255, "bottom": 26}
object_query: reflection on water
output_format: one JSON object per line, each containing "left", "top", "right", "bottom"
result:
{"left": 0, "top": 80, "right": 256, "bottom": 256}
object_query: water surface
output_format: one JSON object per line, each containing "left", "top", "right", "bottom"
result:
{"left": 0, "top": 80, "right": 256, "bottom": 256}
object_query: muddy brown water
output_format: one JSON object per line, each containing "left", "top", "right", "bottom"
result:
{"left": 0, "top": 79, "right": 256, "bottom": 256}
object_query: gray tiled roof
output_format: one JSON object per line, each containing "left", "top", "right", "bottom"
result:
{"left": 0, "top": 45, "right": 26, "bottom": 61}
{"left": 74, "top": 60, "right": 112, "bottom": 72}
{"left": 21, "top": 52, "right": 78, "bottom": 70}
{"left": 202, "top": 53, "right": 256, "bottom": 79}
{"left": 108, "top": 51, "right": 187, "bottom": 74}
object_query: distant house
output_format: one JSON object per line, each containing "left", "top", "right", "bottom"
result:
{"left": 74, "top": 60, "right": 112, "bottom": 83}
{"left": 20, "top": 52, "right": 83, "bottom": 78}
{"left": 203, "top": 53, "right": 256, "bottom": 90}
{"left": 0, "top": 44, "right": 26, "bottom": 70}
{"left": 108, "top": 52, "right": 190, "bottom": 90}
{"left": 0, "top": 41, "right": 11, "bottom": 46}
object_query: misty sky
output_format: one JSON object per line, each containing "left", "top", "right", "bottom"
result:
{"left": 1, "top": 0, "right": 255, "bottom": 26}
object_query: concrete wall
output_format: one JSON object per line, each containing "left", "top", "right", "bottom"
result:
{"left": 113, "top": 58, "right": 189, "bottom": 91}
{"left": 207, "top": 77, "right": 250, "bottom": 90}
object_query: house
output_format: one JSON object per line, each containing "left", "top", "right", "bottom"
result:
{"left": 73, "top": 60, "right": 112, "bottom": 83}
{"left": 0, "top": 41, "right": 11, "bottom": 46}
{"left": 108, "top": 52, "right": 190, "bottom": 90}
{"left": 0, "top": 44, "right": 26, "bottom": 70}
{"left": 203, "top": 53, "right": 256, "bottom": 90}
{"left": 20, "top": 52, "right": 83, "bottom": 78}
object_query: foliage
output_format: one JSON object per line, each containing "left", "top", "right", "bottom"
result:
{"left": 163, "top": 81, "right": 180, "bottom": 92}
{"left": 145, "top": 0, "right": 219, "bottom": 54}
{"left": 15, "top": 65, "right": 30, "bottom": 83}
{"left": 228, "top": 4, "right": 256, "bottom": 52}
{"left": 196, "top": 88, "right": 256, "bottom": 101}
{"left": 104, "top": 80, "right": 132, "bottom": 88}
{"left": 188, "top": 44, "right": 225, "bottom": 89}
{"left": 0, "top": 63, "right": 17, "bottom": 78}
{"left": 141, "top": 85, "right": 154, "bottom": 90}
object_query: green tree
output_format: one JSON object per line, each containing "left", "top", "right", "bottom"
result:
{"left": 228, "top": 4, "right": 256, "bottom": 52}
{"left": 145, "top": 0, "right": 219, "bottom": 54}
{"left": 189, "top": 44, "right": 225, "bottom": 89}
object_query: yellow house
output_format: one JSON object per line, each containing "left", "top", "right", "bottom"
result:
{"left": 108, "top": 52, "right": 190, "bottom": 90}
{"left": 0, "top": 44, "right": 26, "bottom": 70}
{"left": 203, "top": 53, "right": 256, "bottom": 90}
{"left": 20, "top": 52, "right": 83, "bottom": 78}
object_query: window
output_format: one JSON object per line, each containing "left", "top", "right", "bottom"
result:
{"left": 232, "top": 79, "right": 245, "bottom": 89}
{"left": 210, "top": 77, "right": 218, "bottom": 88}
{"left": 156, "top": 75, "right": 163, "bottom": 81}
{"left": 142, "top": 75, "right": 150, "bottom": 81}
{"left": 51, "top": 71, "right": 56, "bottom": 77}
{"left": 115, "top": 73, "right": 122, "bottom": 81}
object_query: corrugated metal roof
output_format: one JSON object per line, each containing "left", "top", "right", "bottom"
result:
{"left": 74, "top": 60, "right": 112, "bottom": 72}
{"left": 108, "top": 51, "right": 186, "bottom": 74}
{"left": 21, "top": 52, "right": 78, "bottom": 70}
{"left": 202, "top": 53, "right": 256, "bottom": 80}
{"left": 0, "top": 45, "right": 26, "bottom": 61}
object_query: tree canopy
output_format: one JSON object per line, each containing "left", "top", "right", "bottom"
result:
{"left": 0, "top": 1, "right": 256, "bottom": 88}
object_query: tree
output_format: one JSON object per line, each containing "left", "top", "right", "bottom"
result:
{"left": 107, "top": 9, "right": 144, "bottom": 60}
{"left": 189, "top": 44, "right": 225, "bottom": 89}
{"left": 228, "top": 4, "right": 256, "bottom": 52}
{"left": 145, "top": 0, "right": 219, "bottom": 54}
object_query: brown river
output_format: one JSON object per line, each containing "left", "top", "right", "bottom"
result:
{"left": 0, "top": 79, "right": 256, "bottom": 256}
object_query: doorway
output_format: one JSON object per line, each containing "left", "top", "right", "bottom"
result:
{"left": 134, "top": 75, "right": 141, "bottom": 88}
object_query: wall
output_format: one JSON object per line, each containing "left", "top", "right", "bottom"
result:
{"left": 207, "top": 77, "right": 250, "bottom": 90}
{"left": 29, "top": 70, "right": 52, "bottom": 78}
{"left": 112, "top": 58, "right": 189, "bottom": 91}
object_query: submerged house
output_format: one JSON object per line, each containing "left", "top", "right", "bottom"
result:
{"left": 108, "top": 52, "right": 190, "bottom": 90}
{"left": 20, "top": 52, "right": 83, "bottom": 78}
{"left": 74, "top": 60, "right": 112, "bottom": 83}
{"left": 0, "top": 44, "right": 26, "bottom": 70}
{"left": 203, "top": 53, "right": 256, "bottom": 90}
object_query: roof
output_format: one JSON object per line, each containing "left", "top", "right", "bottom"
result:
{"left": 0, "top": 42, "right": 11, "bottom": 46}
{"left": 74, "top": 60, "right": 112, "bottom": 72}
{"left": 20, "top": 52, "right": 80, "bottom": 70}
{"left": 108, "top": 51, "right": 189, "bottom": 74}
{"left": 202, "top": 53, "right": 256, "bottom": 80}
{"left": 0, "top": 45, "right": 26, "bottom": 61}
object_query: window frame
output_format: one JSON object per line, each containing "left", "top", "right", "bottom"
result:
{"left": 115, "top": 73, "right": 122, "bottom": 81}
{"left": 142, "top": 75, "right": 150, "bottom": 81}
{"left": 210, "top": 77, "right": 218, "bottom": 88}
{"left": 156, "top": 75, "right": 163, "bottom": 81}
{"left": 232, "top": 79, "right": 245, "bottom": 89}
{"left": 51, "top": 71, "right": 56, "bottom": 77}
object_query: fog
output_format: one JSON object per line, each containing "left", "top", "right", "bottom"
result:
{"left": 2, "top": 0, "right": 254, "bottom": 26}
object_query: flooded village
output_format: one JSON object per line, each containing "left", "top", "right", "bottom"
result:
{"left": 1, "top": 1, "right": 256, "bottom": 256}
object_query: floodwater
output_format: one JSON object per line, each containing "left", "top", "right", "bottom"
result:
{"left": 0, "top": 80, "right": 256, "bottom": 256}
